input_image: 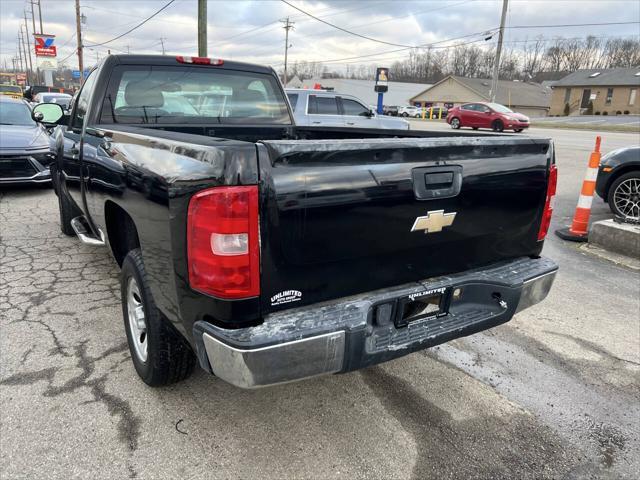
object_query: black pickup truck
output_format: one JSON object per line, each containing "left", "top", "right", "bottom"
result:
{"left": 32, "top": 55, "right": 558, "bottom": 389}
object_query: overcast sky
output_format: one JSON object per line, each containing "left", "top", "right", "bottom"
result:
{"left": 1, "top": 0, "right": 638, "bottom": 73}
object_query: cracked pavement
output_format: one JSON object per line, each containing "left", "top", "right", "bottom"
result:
{"left": 1, "top": 127, "right": 639, "bottom": 479}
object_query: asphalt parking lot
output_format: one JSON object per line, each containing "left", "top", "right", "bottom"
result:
{"left": 1, "top": 125, "right": 639, "bottom": 479}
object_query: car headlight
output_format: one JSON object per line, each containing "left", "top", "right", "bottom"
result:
{"left": 28, "top": 151, "right": 55, "bottom": 167}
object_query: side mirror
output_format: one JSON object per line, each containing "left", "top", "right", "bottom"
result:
{"left": 32, "top": 102, "right": 65, "bottom": 125}
{"left": 485, "top": 109, "right": 492, "bottom": 114}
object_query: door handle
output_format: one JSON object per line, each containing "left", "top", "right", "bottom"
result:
{"left": 346, "top": 122, "right": 355, "bottom": 125}
{"left": 312, "top": 121, "right": 321, "bottom": 124}
{"left": 412, "top": 166, "right": 463, "bottom": 200}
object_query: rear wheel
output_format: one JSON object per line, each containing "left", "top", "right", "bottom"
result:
{"left": 492, "top": 120, "right": 504, "bottom": 132}
{"left": 450, "top": 117, "right": 461, "bottom": 129}
{"left": 121, "top": 248, "right": 196, "bottom": 386}
{"left": 607, "top": 171, "right": 640, "bottom": 221}
{"left": 514, "top": 128, "right": 523, "bottom": 133}
{"left": 472, "top": 127, "right": 479, "bottom": 130}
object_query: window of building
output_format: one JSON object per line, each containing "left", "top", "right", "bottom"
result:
{"left": 605, "top": 88, "right": 614, "bottom": 105}
{"left": 630, "top": 89, "right": 637, "bottom": 106}
{"left": 564, "top": 88, "right": 571, "bottom": 103}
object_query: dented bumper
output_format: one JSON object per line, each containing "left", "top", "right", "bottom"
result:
{"left": 194, "top": 256, "right": 557, "bottom": 389}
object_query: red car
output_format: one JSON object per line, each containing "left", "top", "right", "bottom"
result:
{"left": 446, "top": 102, "right": 530, "bottom": 133}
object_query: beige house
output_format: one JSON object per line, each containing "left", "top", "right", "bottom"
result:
{"left": 409, "top": 75, "right": 551, "bottom": 117}
{"left": 549, "top": 68, "right": 640, "bottom": 116}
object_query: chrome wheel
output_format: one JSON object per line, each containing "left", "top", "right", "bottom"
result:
{"left": 126, "top": 277, "right": 148, "bottom": 362}
{"left": 613, "top": 177, "right": 640, "bottom": 220}
{"left": 451, "top": 118, "right": 460, "bottom": 129}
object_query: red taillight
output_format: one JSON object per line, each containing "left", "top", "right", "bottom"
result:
{"left": 176, "top": 56, "right": 224, "bottom": 66}
{"left": 537, "top": 164, "right": 558, "bottom": 241}
{"left": 187, "top": 186, "right": 259, "bottom": 299}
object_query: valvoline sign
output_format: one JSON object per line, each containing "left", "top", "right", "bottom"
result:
{"left": 34, "top": 34, "right": 57, "bottom": 57}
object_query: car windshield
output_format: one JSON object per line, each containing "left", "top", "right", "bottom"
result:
{"left": 487, "top": 103, "right": 513, "bottom": 113}
{"left": 101, "top": 66, "right": 291, "bottom": 125}
{"left": 0, "top": 101, "right": 34, "bottom": 125}
{"left": 1, "top": 85, "right": 22, "bottom": 93}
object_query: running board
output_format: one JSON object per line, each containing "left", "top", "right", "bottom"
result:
{"left": 70, "top": 217, "right": 106, "bottom": 246}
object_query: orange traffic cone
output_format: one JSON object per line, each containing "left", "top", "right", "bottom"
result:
{"left": 556, "top": 136, "right": 602, "bottom": 242}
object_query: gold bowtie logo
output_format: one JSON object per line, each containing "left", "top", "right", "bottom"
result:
{"left": 411, "top": 210, "right": 457, "bottom": 234}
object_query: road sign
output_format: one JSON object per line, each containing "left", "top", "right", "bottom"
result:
{"left": 72, "top": 70, "right": 91, "bottom": 79}
{"left": 375, "top": 67, "right": 388, "bottom": 93}
{"left": 36, "top": 56, "right": 58, "bottom": 70}
{"left": 34, "top": 34, "right": 57, "bottom": 57}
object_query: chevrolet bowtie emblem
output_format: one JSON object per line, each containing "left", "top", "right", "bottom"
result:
{"left": 411, "top": 210, "right": 457, "bottom": 234}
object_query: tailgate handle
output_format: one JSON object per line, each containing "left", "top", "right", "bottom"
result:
{"left": 412, "top": 165, "right": 462, "bottom": 200}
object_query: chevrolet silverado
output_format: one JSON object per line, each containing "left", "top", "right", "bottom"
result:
{"left": 32, "top": 55, "right": 558, "bottom": 389}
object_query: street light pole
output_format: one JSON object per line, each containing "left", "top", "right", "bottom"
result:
{"left": 490, "top": 0, "right": 508, "bottom": 102}
{"left": 198, "top": 0, "right": 207, "bottom": 57}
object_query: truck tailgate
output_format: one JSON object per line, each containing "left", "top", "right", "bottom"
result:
{"left": 257, "top": 137, "right": 552, "bottom": 314}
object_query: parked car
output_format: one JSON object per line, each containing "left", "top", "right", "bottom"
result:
{"left": 0, "top": 84, "right": 23, "bottom": 99}
{"left": 34, "top": 54, "right": 557, "bottom": 389}
{"left": 0, "top": 96, "right": 53, "bottom": 185}
{"left": 32, "top": 92, "right": 73, "bottom": 110}
{"left": 286, "top": 89, "right": 409, "bottom": 130}
{"left": 398, "top": 106, "right": 421, "bottom": 118}
{"left": 596, "top": 145, "right": 640, "bottom": 221}
{"left": 23, "top": 85, "right": 74, "bottom": 102}
{"left": 383, "top": 105, "right": 399, "bottom": 116}
{"left": 447, "top": 102, "right": 529, "bottom": 132}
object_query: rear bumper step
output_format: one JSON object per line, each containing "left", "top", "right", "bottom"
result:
{"left": 194, "top": 256, "right": 557, "bottom": 388}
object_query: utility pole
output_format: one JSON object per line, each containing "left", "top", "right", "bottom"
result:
{"left": 159, "top": 37, "right": 166, "bottom": 55}
{"left": 27, "top": 7, "right": 40, "bottom": 84}
{"left": 17, "top": 41, "right": 24, "bottom": 74}
{"left": 197, "top": 0, "right": 207, "bottom": 57}
{"left": 19, "top": 29, "right": 31, "bottom": 85}
{"left": 281, "top": 17, "right": 294, "bottom": 86}
{"left": 75, "top": 0, "right": 84, "bottom": 83}
{"left": 490, "top": 0, "right": 508, "bottom": 102}
{"left": 23, "top": 14, "right": 35, "bottom": 84}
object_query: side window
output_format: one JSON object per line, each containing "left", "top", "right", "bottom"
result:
{"left": 342, "top": 98, "right": 369, "bottom": 116}
{"left": 461, "top": 104, "right": 473, "bottom": 111}
{"left": 287, "top": 93, "right": 299, "bottom": 112}
{"left": 308, "top": 95, "right": 339, "bottom": 115}
{"left": 72, "top": 71, "right": 97, "bottom": 129}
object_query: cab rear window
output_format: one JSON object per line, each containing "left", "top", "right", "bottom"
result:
{"left": 100, "top": 66, "right": 292, "bottom": 125}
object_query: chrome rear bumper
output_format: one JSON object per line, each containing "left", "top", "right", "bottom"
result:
{"left": 194, "top": 256, "right": 557, "bottom": 389}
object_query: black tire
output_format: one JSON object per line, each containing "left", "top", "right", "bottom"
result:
{"left": 607, "top": 171, "right": 640, "bottom": 220}
{"left": 450, "top": 117, "right": 461, "bottom": 129}
{"left": 401, "top": 112, "right": 408, "bottom": 117}
{"left": 492, "top": 120, "right": 504, "bottom": 132}
{"left": 121, "top": 248, "right": 196, "bottom": 386}
{"left": 514, "top": 128, "right": 523, "bottom": 133}
{"left": 58, "top": 187, "right": 79, "bottom": 236}
{"left": 472, "top": 127, "right": 479, "bottom": 130}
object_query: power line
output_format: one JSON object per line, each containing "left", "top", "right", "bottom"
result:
{"left": 280, "top": 0, "right": 417, "bottom": 48}
{"left": 84, "top": 0, "right": 176, "bottom": 47}
{"left": 507, "top": 20, "right": 640, "bottom": 29}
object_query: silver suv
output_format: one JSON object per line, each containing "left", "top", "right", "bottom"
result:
{"left": 286, "top": 89, "right": 409, "bottom": 130}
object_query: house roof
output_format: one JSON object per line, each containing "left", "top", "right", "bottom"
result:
{"left": 289, "top": 77, "right": 431, "bottom": 106}
{"left": 410, "top": 75, "right": 551, "bottom": 108}
{"left": 552, "top": 68, "right": 640, "bottom": 87}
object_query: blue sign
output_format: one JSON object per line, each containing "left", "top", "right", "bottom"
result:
{"left": 72, "top": 70, "right": 90, "bottom": 79}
